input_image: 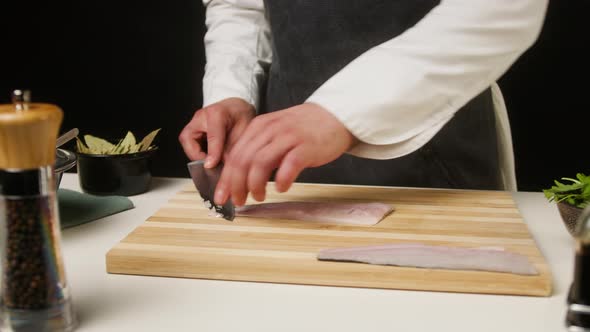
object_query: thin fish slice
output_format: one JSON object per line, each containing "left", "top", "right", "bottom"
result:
{"left": 318, "top": 243, "right": 538, "bottom": 275}
{"left": 236, "top": 201, "right": 393, "bottom": 226}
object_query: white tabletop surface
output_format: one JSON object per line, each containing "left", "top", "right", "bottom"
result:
{"left": 57, "top": 173, "right": 575, "bottom": 332}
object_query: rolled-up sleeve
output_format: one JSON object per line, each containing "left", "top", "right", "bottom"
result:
{"left": 306, "top": 0, "right": 548, "bottom": 159}
{"left": 201, "top": 0, "right": 272, "bottom": 110}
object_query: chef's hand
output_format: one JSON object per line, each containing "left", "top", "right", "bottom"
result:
{"left": 214, "top": 103, "right": 358, "bottom": 206}
{"left": 179, "top": 98, "right": 256, "bottom": 168}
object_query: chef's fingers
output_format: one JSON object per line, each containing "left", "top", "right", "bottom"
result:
{"left": 248, "top": 137, "right": 297, "bottom": 202}
{"left": 224, "top": 119, "right": 252, "bottom": 160}
{"left": 214, "top": 165, "right": 231, "bottom": 205}
{"left": 225, "top": 123, "right": 278, "bottom": 206}
{"left": 275, "top": 145, "right": 310, "bottom": 193}
{"left": 179, "top": 110, "right": 208, "bottom": 161}
{"left": 228, "top": 114, "right": 274, "bottom": 158}
{"left": 226, "top": 163, "right": 248, "bottom": 207}
{"left": 179, "top": 130, "right": 207, "bottom": 161}
{"left": 204, "top": 108, "right": 228, "bottom": 168}
{"left": 217, "top": 112, "right": 285, "bottom": 205}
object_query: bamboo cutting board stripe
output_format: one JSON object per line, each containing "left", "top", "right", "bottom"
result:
{"left": 106, "top": 181, "right": 552, "bottom": 296}
{"left": 122, "top": 223, "right": 547, "bottom": 264}
{"left": 138, "top": 221, "right": 536, "bottom": 245}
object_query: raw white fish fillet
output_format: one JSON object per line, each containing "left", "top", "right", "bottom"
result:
{"left": 235, "top": 202, "right": 393, "bottom": 226}
{"left": 317, "top": 243, "right": 538, "bottom": 275}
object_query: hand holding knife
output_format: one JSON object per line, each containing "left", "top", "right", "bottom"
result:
{"left": 179, "top": 98, "right": 256, "bottom": 221}
{"left": 187, "top": 160, "right": 235, "bottom": 221}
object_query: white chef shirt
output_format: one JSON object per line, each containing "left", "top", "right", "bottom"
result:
{"left": 200, "top": 0, "right": 549, "bottom": 191}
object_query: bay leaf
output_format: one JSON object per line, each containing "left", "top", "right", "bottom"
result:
{"left": 119, "top": 131, "right": 137, "bottom": 153}
{"left": 84, "top": 135, "right": 115, "bottom": 154}
{"left": 138, "top": 128, "right": 161, "bottom": 152}
{"left": 76, "top": 137, "right": 90, "bottom": 154}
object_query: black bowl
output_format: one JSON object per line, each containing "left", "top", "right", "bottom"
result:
{"left": 55, "top": 148, "right": 77, "bottom": 188}
{"left": 76, "top": 148, "right": 157, "bottom": 196}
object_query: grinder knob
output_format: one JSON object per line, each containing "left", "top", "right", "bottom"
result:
{"left": 0, "top": 90, "right": 63, "bottom": 170}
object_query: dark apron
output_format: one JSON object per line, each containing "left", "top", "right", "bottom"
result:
{"left": 262, "top": 0, "right": 502, "bottom": 190}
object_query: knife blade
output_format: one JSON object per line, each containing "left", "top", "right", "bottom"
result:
{"left": 187, "top": 160, "right": 235, "bottom": 221}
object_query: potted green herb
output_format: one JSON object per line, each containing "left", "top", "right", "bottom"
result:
{"left": 543, "top": 173, "right": 590, "bottom": 235}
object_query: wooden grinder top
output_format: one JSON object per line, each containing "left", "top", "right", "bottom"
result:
{"left": 0, "top": 93, "right": 63, "bottom": 169}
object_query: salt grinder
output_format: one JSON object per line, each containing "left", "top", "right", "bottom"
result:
{"left": 0, "top": 91, "right": 77, "bottom": 331}
{"left": 566, "top": 205, "right": 590, "bottom": 331}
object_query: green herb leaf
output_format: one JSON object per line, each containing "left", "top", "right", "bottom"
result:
{"left": 544, "top": 173, "right": 590, "bottom": 209}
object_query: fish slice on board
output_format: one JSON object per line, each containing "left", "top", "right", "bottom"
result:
{"left": 236, "top": 201, "right": 394, "bottom": 226}
{"left": 317, "top": 243, "right": 538, "bottom": 275}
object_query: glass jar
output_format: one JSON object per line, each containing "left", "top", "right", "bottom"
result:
{"left": 0, "top": 91, "right": 77, "bottom": 332}
{"left": 566, "top": 205, "right": 590, "bottom": 331}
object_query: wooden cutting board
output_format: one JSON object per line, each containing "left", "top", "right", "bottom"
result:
{"left": 106, "top": 181, "right": 552, "bottom": 296}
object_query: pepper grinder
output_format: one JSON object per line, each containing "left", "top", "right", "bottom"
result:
{"left": 0, "top": 91, "right": 77, "bottom": 331}
{"left": 566, "top": 205, "right": 590, "bottom": 331}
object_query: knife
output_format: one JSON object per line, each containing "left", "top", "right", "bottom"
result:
{"left": 187, "top": 160, "right": 235, "bottom": 221}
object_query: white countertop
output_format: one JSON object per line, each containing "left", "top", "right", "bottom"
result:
{"left": 58, "top": 173, "right": 575, "bottom": 332}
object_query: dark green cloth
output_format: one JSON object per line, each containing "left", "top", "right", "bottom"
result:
{"left": 57, "top": 189, "right": 134, "bottom": 229}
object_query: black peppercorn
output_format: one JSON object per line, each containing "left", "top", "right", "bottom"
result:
{"left": 2, "top": 197, "right": 64, "bottom": 310}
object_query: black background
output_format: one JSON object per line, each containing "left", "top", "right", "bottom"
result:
{"left": 1, "top": 0, "right": 588, "bottom": 191}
